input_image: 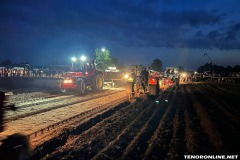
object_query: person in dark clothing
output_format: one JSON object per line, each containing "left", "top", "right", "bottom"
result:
{"left": 140, "top": 67, "right": 149, "bottom": 92}
{"left": 130, "top": 68, "right": 136, "bottom": 94}
{"left": 0, "top": 92, "right": 5, "bottom": 132}
{"left": 0, "top": 92, "right": 30, "bottom": 160}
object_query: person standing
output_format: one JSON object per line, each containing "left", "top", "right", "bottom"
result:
{"left": 0, "top": 92, "right": 5, "bottom": 132}
{"left": 140, "top": 67, "right": 149, "bottom": 92}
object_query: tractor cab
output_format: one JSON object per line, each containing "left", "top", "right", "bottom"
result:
{"left": 70, "top": 59, "right": 96, "bottom": 77}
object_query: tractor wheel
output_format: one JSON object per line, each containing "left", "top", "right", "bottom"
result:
{"left": 92, "top": 74, "right": 104, "bottom": 91}
{"left": 76, "top": 79, "right": 86, "bottom": 95}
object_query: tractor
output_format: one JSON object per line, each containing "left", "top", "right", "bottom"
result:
{"left": 60, "top": 56, "right": 104, "bottom": 95}
{"left": 125, "top": 65, "right": 161, "bottom": 99}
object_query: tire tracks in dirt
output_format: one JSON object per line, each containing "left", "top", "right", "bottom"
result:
{"left": 183, "top": 85, "right": 214, "bottom": 155}
{"left": 187, "top": 84, "right": 239, "bottom": 154}
{"left": 5, "top": 90, "right": 121, "bottom": 122}
{"left": 30, "top": 99, "right": 131, "bottom": 160}
{"left": 212, "top": 83, "right": 240, "bottom": 95}
{"left": 207, "top": 83, "right": 240, "bottom": 114}
{"left": 194, "top": 84, "right": 240, "bottom": 154}
{"left": 26, "top": 84, "right": 240, "bottom": 159}
{"left": 166, "top": 85, "right": 186, "bottom": 159}
{"left": 94, "top": 88, "right": 175, "bottom": 160}
{"left": 39, "top": 88, "right": 174, "bottom": 160}
{"left": 41, "top": 99, "right": 150, "bottom": 160}
{"left": 143, "top": 86, "right": 181, "bottom": 159}
{"left": 200, "top": 84, "right": 240, "bottom": 125}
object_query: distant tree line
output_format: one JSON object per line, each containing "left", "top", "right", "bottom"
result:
{"left": 197, "top": 63, "right": 240, "bottom": 75}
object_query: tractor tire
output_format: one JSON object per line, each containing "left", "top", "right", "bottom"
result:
{"left": 92, "top": 74, "right": 104, "bottom": 91}
{"left": 76, "top": 79, "right": 86, "bottom": 95}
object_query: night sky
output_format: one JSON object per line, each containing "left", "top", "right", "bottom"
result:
{"left": 1, "top": 0, "right": 240, "bottom": 70}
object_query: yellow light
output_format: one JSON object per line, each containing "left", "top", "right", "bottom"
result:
{"left": 128, "top": 77, "right": 133, "bottom": 81}
{"left": 64, "top": 79, "right": 73, "bottom": 83}
{"left": 182, "top": 73, "right": 186, "bottom": 77}
{"left": 124, "top": 74, "right": 129, "bottom": 79}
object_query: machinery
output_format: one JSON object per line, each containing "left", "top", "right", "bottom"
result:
{"left": 0, "top": 92, "right": 30, "bottom": 160}
{"left": 163, "top": 67, "right": 180, "bottom": 86}
{"left": 125, "top": 65, "right": 162, "bottom": 98}
{"left": 60, "top": 56, "right": 104, "bottom": 95}
{"left": 103, "top": 67, "right": 120, "bottom": 88}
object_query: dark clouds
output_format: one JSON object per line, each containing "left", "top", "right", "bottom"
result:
{"left": 0, "top": 0, "right": 240, "bottom": 67}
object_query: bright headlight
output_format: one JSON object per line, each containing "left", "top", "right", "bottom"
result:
{"left": 64, "top": 79, "right": 73, "bottom": 83}
{"left": 182, "top": 73, "right": 186, "bottom": 78}
{"left": 124, "top": 74, "right": 129, "bottom": 79}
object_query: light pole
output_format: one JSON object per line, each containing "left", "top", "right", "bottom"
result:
{"left": 80, "top": 55, "right": 87, "bottom": 62}
{"left": 204, "top": 53, "right": 214, "bottom": 73}
{"left": 71, "top": 57, "right": 77, "bottom": 71}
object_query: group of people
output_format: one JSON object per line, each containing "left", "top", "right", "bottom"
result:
{"left": 0, "top": 67, "right": 65, "bottom": 77}
{"left": 0, "top": 68, "right": 30, "bottom": 77}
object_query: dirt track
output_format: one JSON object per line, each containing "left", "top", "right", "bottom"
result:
{"left": 25, "top": 83, "right": 240, "bottom": 160}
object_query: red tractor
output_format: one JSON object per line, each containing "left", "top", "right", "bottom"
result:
{"left": 60, "top": 57, "right": 104, "bottom": 95}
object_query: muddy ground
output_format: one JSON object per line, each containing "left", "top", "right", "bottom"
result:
{"left": 25, "top": 83, "right": 240, "bottom": 160}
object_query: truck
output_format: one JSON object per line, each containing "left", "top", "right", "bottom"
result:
{"left": 60, "top": 57, "right": 104, "bottom": 95}
{"left": 125, "top": 65, "right": 162, "bottom": 99}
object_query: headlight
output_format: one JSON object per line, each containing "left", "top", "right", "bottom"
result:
{"left": 181, "top": 73, "right": 186, "bottom": 78}
{"left": 64, "top": 79, "right": 73, "bottom": 83}
{"left": 128, "top": 77, "right": 133, "bottom": 81}
{"left": 124, "top": 74, "right": 129, "bottom": 79}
